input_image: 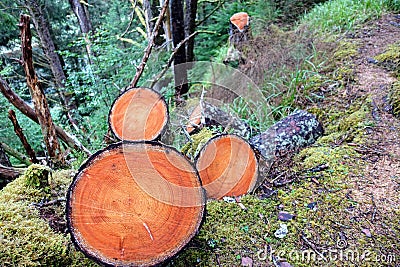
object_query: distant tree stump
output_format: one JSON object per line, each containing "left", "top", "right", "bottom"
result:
{"left": 67, "top": 142, "right": 205, "bottom": 266}
{"left": 229, "top": 12, "right": 251, "bottom": 51}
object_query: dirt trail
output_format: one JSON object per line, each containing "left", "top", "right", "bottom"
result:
{"left": 347, "top": 14, "right": 400, "bottom": 211}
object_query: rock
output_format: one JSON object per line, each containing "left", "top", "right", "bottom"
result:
{"left": 362, "top": 228, "right": 372, "bottom": 237}
{"left": 278, "top": 211, "right": 295, "bottom": 221}
{"left": 241, "top": 256, "right": 253, "bottom": 266}
{"left": 274, "top": 223, "right": 288, "bottom": 239}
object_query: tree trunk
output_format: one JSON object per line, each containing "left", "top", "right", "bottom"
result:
{"left": 8, "top": 110, "right": 39, "bottom": 164}
{"left": 66, "top": 142, "right": 205, "bottom": 266}
{"left": 184, "top": 0, "right": 197, "bottom": 62}
{"left": 25, "top": 0, "right": 78, "bottom": 126}
{"left": 68, "top": 0, "right": 93, "bottom": 64}
{"left": 143, "top": 0, "right": 154, "bottom": 39}
{"left": 170, "top": 0, "right": 188, "bottom": 100}
{"left": 0, "top": 76, "right": 91, "bottom": 156}
{"left": 249, "top": 110, "right": 324, "bottom": 159}
{"left": 0, "top": 142, "right": 31, "bottom": 166}
{"left": 0, "top": 164, "right": 25, "bottom": 182}
{"left": 160, "top": 0, "right": 173, "bottom": 50}
{"left": 68, "top": 0, "right": 92, "bottom": 34}
{"left": 109, "top": 87, "right": 169, "bottom": 141}
{"left": 20, "top": 14, "right": 64, "bottom": 165}
{"left": 195, "top": 134, "right": 260, "bottom": 199}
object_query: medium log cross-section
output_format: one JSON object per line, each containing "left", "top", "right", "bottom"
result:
{"left": 196, "top": 134, "right": 259, "bottom": 199}
{"left": 109, "top": 87, "right": 169, "bottom": 141}
{"left": 66, "top": 142, "right": 205, "bottom": 266}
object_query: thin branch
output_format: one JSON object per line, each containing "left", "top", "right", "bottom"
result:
{"left": 196, "top": 0, "right": 225, "bottom": 27}
{"left": 129, "top": 0, "right": 170, "bottom": 89}
{"left": 120, "top": 0, "right": 138, "bottom": 38}
{"left": 150, "top": 31, "right": 200, "bottom": 88}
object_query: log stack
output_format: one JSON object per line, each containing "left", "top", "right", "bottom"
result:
{"left": 67, "top": 87, "right": 323, "bottom": 266}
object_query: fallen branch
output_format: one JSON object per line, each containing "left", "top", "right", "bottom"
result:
{"left": 0, "top": 142, "right": 31, "bottom": 166}
{"left": 0, "top": 164, "right": 25, "bottom": 181}
{"left": 129, "top": 0, "right": 170, "bottom": 89}
{"left": 8, "top": 110, "right": 39, "bottom": 164}
{"left": 0, "top": 76, "right": 91, "bottom": 156}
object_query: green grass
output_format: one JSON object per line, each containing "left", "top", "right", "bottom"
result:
{"left": 300, "top": 0, "right": 388, "bottom": 34}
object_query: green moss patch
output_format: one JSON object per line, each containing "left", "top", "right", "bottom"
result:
{"left": 389, "top": 80, "right": 400, "bottom": 117}
{"left": 375, "top": 43, "right": 400, "bottom": 73}
{"left": 0, "top": 170, "right": 97, "bottom": 266}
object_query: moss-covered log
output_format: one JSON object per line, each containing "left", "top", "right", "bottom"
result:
{"left": 249, "top": 110, "right": 324, "bottom": 159}
{"left": 66, "top": 142, "right": 205, "bottom": 266}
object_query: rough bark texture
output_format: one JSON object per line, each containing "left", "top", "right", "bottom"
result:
{"left": 68, "top": 0, "right": 92, "bottom": 34}
{"left": 161, "top": 0, "right": 173, "bottom": 50}
{"left": 0, "top": 146, "right": 11, "bottom": 167}
{"left": 67, "top": 142, "right": 205, "bottom": 266}
{"left": 170, "top": 0, "right": 189, "bottom": 98}
{"left": 8, "top": 110, "right": 39, "bottom": 164}
{"left": 143, "top": 0, "right": 154, "bottom": 39}
{"left": 20, "top": 14, "right": 64, "bottom": 165}
{"left": 249, "top": 110, "right": 324, "bottom": 160}
{"left": 187, "top": 101, "right": 252, "bottom": 138}
{"left": 0, "top": 164, "right": 24, "bottom": 182}
{"left": 0, "top": 76, "right": 90, "bottom": 155}
{"left": 184, "top": 0, "right": 197, "bottom": 62}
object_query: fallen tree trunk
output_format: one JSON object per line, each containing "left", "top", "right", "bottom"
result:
{"left": 186, "top": 101, "right": 252, "bottom": 138}
{"left": 196, "top": 134, "right": 259, "bottom": 199}
{"left": 0, "top": 164, "right": 25, "bottom": 181}
{"left": 109, "top": 87, "right": 169, "bottom": 141}
{"left": 0, "top": 76, "right": 91, "bottom": 156}
{"left": 8, "top": 110, "right": 39, "bottom": 164}
{"left": 67, "top": 142, "right": 205, "bottom": 266}
{"left": 0, "top": 142, "right": 31, "bottom": 166}
{"left": 249, "top": 110, "right": 324, "bottom": 159}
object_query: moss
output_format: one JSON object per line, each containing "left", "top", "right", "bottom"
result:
{"left": 0, "top": 171, "right": 98, "bottom": 266}
{"left": 333, "top": 41, "right": 358, "bottom": 61}
{"left": 388, "top": 80, "right": 400, "bottom": 117}
{"left": 181, "top": 128, "right": 215, "bottom": 159}
{"left": 374, "top": 43, "right": 400, "bottom": 73}
{"left": 24, "top": 164, "right": 51, "bottom": 189}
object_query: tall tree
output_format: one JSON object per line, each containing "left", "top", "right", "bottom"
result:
{"left": 68, "top": 0, "right": 92, "bottom": 34}
{"left": 170, "top": 0, "right": 188, "bottom": 100}
{"left": 24, "top": 0, "right": 78, "bottom": 129}
{"left": 184, "top": 0, "right": 197, "bottom": 62}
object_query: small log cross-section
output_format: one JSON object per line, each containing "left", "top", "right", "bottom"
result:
{"left": 229, "top": 12, "right": 251, "bottom": 49}
{"left": 196, "top": 134, "right": 259, "bottom": 199}
{"left": 109, "top": 87, "right": 169, "bottom": 141}
{"left": 19, "top": 15, "right": 64, "bottom": 165}
{"left": 66, "top": 142, "right": 205, "bottom": 266}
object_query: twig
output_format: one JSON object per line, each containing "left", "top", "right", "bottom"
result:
{"left": 195, "top": 0, "right": 226, "bottom": 27}
{"left": 149, "top": 31, "right": 200, "bottom": 89}
{"left": 129, "top": 0, "right": 170, "bottom": 89}
{"left": 120, "top": 0, "right": 138, "bottom": 38}
{"left": 301, "top": 233, "right": 328, "bottom": 262}
{"left": 32, "top": 197, "right": 66, "bottom": 208}
{"left": 8, "top": 109, "right": 39, "bottom": 164}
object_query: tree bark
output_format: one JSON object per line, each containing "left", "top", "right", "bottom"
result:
{"left": 8, "top": 109, "right": 39, "bottom": 164}
{"left": 0, "top": 164, "right": 25, "bottom": 182}
{"left": 143, "top": 0, "right": 154, "bottom": 39}
{"left": 184, "top": 0, "right": 197, "bottom": 62}
{"left": 0, "top": 146, "right": 11, "bottom": 167}
{"left": 20, "top": 14, "right": 64, "bottom": 165}
{"left": 0, "top": 76, "right": 91, "bottom": 156}
{"left": 170, "top": 0, "right": 188, "bottom": 100}
{"left": 25, "top": 0, "right": 78, "bottom": 126}
{"left": 68, "top": 0, "right": 92, "bottom": 34}
{"left": 160, "top": 0, "right": 173, "bottom": 50}
{"left": 0, "top": 142, "right": 31, "bottom": 166}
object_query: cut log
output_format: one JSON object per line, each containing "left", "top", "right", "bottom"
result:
{"left": 230, "top": 12, "right": 249, "bottom": 32}
{"left": 249, "top": 110, "right": 324, "bottom": 160}
{"left": 229, "top": 12, "right": 251, "bottom": 50}
{"left": 66, "top": 142, "right": 205, "bottom": 266}
{"left": 186, "top": 101, "right": 252, "bottom": 138}
{"left": 109, "top": 87, "right": 169, "bottom": 141}
{"left": 195, "top": 134, "right": 259, "bottom": 199}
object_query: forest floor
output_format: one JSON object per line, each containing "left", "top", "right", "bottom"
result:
{"left": 1, "top": 13, "right": 400, "bottom": 267}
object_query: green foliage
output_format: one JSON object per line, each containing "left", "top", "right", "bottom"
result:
{"left": 0, "top": 10, "right": 18, "bottom": 46}
{"left": 24, "top": 164, "right": 51, "bottom": 189}
{"left": 300, "top": 0, "right": 387, "bottom": 34}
